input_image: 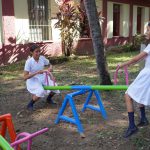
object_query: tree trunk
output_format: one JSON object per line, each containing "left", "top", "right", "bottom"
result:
{"left": 83, "top": 0, "right": 112, "bottom": 85}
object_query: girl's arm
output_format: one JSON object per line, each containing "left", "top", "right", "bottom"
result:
{"left": 24, "top": 70, "right": 44, "bottom": 80}
{"left": 119, "top": 51, "right": 148, "bottom": 68}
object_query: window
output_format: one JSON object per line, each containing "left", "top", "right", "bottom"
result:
{"left": 113, "top": 4, "right": 120, "bottom": 36}
{"left": 137, "top": 7, "right": 142, "bottom": 34}
{"left": 27, "top": 0, "right": 50, "bottom": 41}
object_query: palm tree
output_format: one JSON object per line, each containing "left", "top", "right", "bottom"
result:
{"left": 83, "top": 0, "right": 112, "bottom": 85}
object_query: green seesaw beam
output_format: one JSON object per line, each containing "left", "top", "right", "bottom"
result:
{"left": 44, "top": 85, "right": 128, "bottom": 90}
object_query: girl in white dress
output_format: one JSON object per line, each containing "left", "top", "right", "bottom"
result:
{"left": 24, "top": 44, "right": 60, "bottom": 110}
{"left": 118, "top": 22, "right": 150, "bottom": 138}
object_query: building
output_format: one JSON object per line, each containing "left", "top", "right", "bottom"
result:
{"left": 0, "top": 0, "right": 150, "bottom": 65}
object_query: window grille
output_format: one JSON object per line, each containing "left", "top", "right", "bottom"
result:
{"left": 27, "top": 0, "right": 50, "bottom": 41}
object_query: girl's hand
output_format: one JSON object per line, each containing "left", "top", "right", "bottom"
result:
{"left": 117, "top": 63, "right": 127, "bottom": 69}
{"left": 48, "top": 67, "right": 53, "bottom": 72}
{"left": 37, "top": 70, "right": 45, "bottom": 74}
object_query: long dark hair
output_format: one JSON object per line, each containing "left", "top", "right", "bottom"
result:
{"left": 30, "top": 44, "right": 40, "bottom": 52}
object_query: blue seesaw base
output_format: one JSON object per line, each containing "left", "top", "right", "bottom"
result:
{"left": 55, "top": 89, "right": 107, "bottom": 135}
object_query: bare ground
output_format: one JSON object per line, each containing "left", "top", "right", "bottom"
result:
{"left": 1, "top": 67, "right": 150, "bottom": 150}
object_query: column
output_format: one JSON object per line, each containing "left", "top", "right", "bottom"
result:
{"left": 2, "top": 0, "right": 16, "bottom": 45}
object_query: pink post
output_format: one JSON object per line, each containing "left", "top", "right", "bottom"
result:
{"left": 114, "top": 65, "right": 129, "bottom": 85}
{"left": 44, "top": 71, "right": 56, "bottom": 86}
{"left": 114, "top": 65, "right": 120, "bottom": 85}
{"left": 124, "top": 66, "right": 129, "bottom": 85}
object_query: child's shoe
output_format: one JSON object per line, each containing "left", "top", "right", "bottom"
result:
{"left": 27, "top": 100, "right": 34, "bottom": 111}
{"left": 46, "top": 98, "right": 57, "bottom": 105}
{"left": 137, "top": 118, "right": 149, "bottom": 127}
{"left": 123, "top": 126, "right": 138, "bottom": 138}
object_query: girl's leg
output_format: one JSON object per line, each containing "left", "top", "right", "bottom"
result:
{"left": 32, "top": 95, "right": 40, "bottom": 101}
{"left": 27, "top": 95, "right": 40, "bottom": 110}
{"left": 138, "top": 104, "right": 149, "bottom": 127}
{"left": 46, "top": 92, "right": 56, "bottom": 104}
{"left": 124, "top": 94, "right": 138, "bottom": 138}
{"left": 125, "top": 94, "right": 134, "bottom": 112}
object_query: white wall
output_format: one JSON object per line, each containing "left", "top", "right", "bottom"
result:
{"left": 96, "top": 0, "right": 103, "bottom": 27}
{"left": 14, "top": 0, "right": 30, "bottom": 44}
{"left": 0, "top": 0, "right": 2, "bottom": 44}
{"left": 51, "top": 0, "right": 59, "bottom": 18}
{"left": 96, "top": 0, "right": 102, "bottom": 12}
{"left": 107, "top": 2, "right": 113, "bottom": 38}
{"left": 133, "top": 6, "right": 137, "bottom": 35}
{"left": 120, "top": 4, "right": 129, "bottom": 37}
{"left": 50, "top": 0, "right": 60, "bottom": 41}
{"left": 51, "top": 19, "right": 61, "bottom": 41}
{"left": 142, "top": 7, "right": 149, "bottom": 34}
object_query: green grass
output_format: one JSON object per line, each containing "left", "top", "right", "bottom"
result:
{"left": 0, "top": 60, "right": 25, "bottom": 80}
{"left": 0, "top": 51, "right": 140, "bottom": 95}
{"left": 0, "top": 51, "right": 139, "bottom": 83}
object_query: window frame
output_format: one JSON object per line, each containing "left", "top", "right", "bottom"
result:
{"left": 27, "top": 0, "right": 50, "bottom": 42}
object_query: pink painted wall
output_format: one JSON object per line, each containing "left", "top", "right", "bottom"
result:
{"left": 0, "top": 42, "right": 62, "bottom": 65}
{"left": 74, "top": 38, "right": 94, "bottom": 55}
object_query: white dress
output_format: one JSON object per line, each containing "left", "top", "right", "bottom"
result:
{"left": 126, "top": 44, "right": 150, "bottom": 106}
{"left": 24, "top": 56, "right": 60, "bottom": 97}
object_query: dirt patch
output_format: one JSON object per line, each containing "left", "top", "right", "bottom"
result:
{"left": 1, "top": 78, "right": 150, "bottom": 150}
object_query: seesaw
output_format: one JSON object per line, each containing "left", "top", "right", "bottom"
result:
{"left": 44, "top": 85, "right": 128, "bottom": 90}
{"left": 0, "top": 114, "right": 48, "bottom": 150}
{"left": 44, "top": 66, "right": 129, "bottom": 137}
{"left": 44, "top": 85, "right": 128, "bottom": 137}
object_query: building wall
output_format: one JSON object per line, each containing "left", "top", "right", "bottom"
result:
{"left": 13, "top": 0, "right": 61, "bottom": 43}
{"left": 132, "top": 5, "right": 149, "bottom": 35}
{"left": 51, "top": 0, "right": 58, "bottom": 18}
{"left": 132, "top": 6, "right": 137, "bottom": 35}
{"left": 1, "top": 0, "right": 150, "bottom": 65}
{"left": 14, "top": 0, "right": 30, "bottom": 44}
{"left": 107, "top": 2, "right": 113, "bottom": 38}
{"left": 96, "top": 0, "right": 102, "bottom": 12}
{"left": 120, "top": 4, "right": 129, "bottom": 37}
{"left": 142, "top": 7, "right": 149, "bottom": 34}
{"left": 0, "top": 0, "right": 2, "bottom": 45}
{"left": 50, "top": 0, "right": 60, "bottom": 41}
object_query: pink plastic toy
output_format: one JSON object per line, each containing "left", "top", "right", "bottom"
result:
{"left": 10, "top": 128, "right": 49, "bottom": 150}
{"left": 114, "top": 65, "right": 129, "bottom": 85}
{"left": 45, "top": 71, "right": 56, "bottom": 86}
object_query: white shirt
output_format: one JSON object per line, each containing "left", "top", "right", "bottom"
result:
{"left": 144, "top": 44, "right": 150, "bottom": 68}
{"left": 24, "top": 55, "right": 50, "bottom": 82}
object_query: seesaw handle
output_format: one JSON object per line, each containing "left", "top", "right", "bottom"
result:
{"left": 114, "top": 65, "right": 129, "bottom": 85}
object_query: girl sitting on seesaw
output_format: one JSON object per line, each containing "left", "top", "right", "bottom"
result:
{"left": 24, "top": 44, "right": 60, "bottom": 111}
{"left": 118, "top": 22, "right": 150, "bottom": 138}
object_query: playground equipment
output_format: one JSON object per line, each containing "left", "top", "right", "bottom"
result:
{"left": 10, "top": 128, "right": 49, "bottom": 150}
{"left": 44, "top": 85, "right": 128, "bottom": 136}
{"left": 44, "top": 66, "right": 129, "bottom": 136}
{"left": 114, "top": 65, "right": 129, "bottom": 85}
{"left": 0, "top": 114, "right": 49, "bottom": 150}
{"left": 0, "top": 135, "right": 13, "bottom": 150}
{"left": 0, "top": 114, "right": 17, "bottom": 144}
